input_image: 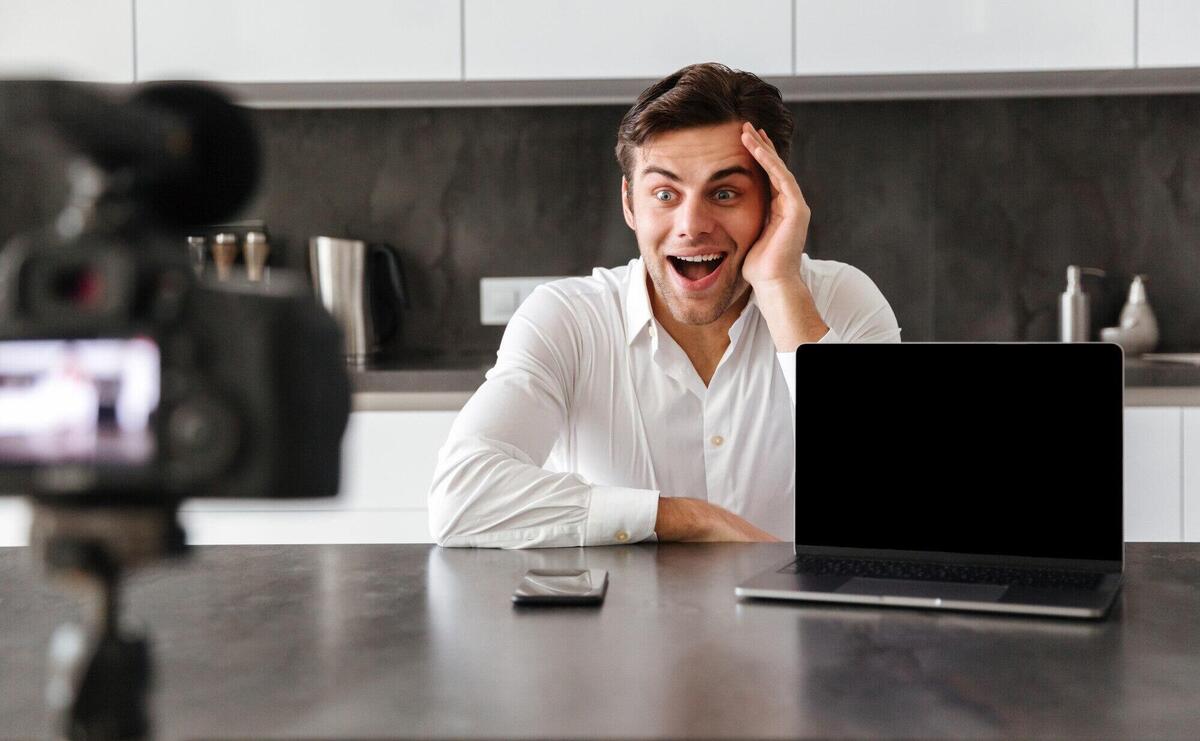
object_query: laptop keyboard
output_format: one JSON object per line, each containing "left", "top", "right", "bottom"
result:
{"left": 781, "top": 554, "right": 1104, "bottom": 589}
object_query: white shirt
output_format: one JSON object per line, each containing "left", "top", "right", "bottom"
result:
{"left": 428, "top": 253, "right": 902, "bottom": 548}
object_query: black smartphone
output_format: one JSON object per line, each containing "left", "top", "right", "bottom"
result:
{"left": 511, "top": 569, "right": 608, "bottom": 605}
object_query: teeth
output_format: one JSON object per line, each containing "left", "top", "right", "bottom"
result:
{"left": 672, "top": 253, "right": 722, "bottom": 262}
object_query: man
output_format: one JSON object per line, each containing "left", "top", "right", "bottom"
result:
{"left": 429, "top": 63, "right": 901, "bottom": 548}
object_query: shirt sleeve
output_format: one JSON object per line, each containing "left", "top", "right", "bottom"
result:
{"left": 775, "top": 265, "right": 902, "bottom": 407}
{"left": 428, "top": 284, "right": 660, "bottom": 549}
{"left": 825, "top": 265, "right": 903, "bottom": 344}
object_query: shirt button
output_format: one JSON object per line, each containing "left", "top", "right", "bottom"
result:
{"left": 711, "top": 435, "right": 725, "bottom": 447}
{"left": 615, "top": 531, "right": 630, "bottom": 542}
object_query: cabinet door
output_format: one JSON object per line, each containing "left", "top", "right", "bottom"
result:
{"left": 0, "top": 0, "right": 134, "bottom": 83}
{"left": 180, "top": 509, "right": 435, "bottom": 545}
{"left": 338, "top": 410, "right": 458, "bottom": 512}
{"left": 180, "top": 410, "right": 456, "bottom": 543}
{"left": 1138, "top": 0, "right": 1200, "bottom": 67}
{"left": 136, "top": 0, "right": 461, "bottom": 82}
{"left": 795, "top": 0, "right": 1134, "bottom": 75}
{"left": 464, "top": 0, "right": 791, "bottom": 80}
{"left": 1125, "top": 407, "right": 1182, "bottom": 542}
{"left": 1182, "top": 409, "right": 1200, "bottom": 541}
{"left": 0, "top": 499, "right": 31, "bottom": 547}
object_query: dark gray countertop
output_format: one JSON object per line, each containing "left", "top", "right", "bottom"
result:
{"left": 2, "top": 542, "right": 1198, "bottom": 739}
{"left": 1124, "top": 357, "right": 1200, "bottom": 387}
{"left": 350, "top": 356, "right": 493, "bottom": 394}
{"left": 348, "top": 354, "right": 1200, "bottom": 398}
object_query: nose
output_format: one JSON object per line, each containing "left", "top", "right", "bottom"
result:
{"left": 675, "top": 195, "right": 718, "bottom": 242}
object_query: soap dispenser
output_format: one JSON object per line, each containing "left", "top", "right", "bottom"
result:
{"left": 1059, "top": 265, "right": 1106, "bottom": 342}
{"left": 1100, "top": 274, "right": 1159, "bottom": 357}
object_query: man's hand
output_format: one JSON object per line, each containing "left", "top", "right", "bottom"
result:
{"left": 739, "top": 121, "right": 810, "bottom": 291}
{"left": 737, "top": 121, "right": 829, "bottom": 351}
{"left": 655, "top": 496, "right": 781, "bottom": 542}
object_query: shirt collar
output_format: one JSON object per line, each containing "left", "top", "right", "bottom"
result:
{"left": 625, "top": 257, "right": 654, "bottom": 346}
{"left": 624, "top": 257, "right": 761, "bottom": 347}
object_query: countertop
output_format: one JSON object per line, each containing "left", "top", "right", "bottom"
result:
{"left": 350, "top": 354, "right": 1200, "bottom": 410}
{"left": 1, "top": 543, "right": 1197, "bottom": 739}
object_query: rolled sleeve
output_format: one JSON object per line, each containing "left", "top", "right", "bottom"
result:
{"left": 584, "top": 485, "right": 660, "bottom": 546}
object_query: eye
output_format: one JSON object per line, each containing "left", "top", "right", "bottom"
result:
{"left": 654, "top": 190, "right": 675, "bottom": 202}
{"left": 713, "top": 189, "right": 736, "bottom": 201}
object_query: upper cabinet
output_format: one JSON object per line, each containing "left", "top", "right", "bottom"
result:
{"left": 464, "top": 0, "right": 791, "bottom": 80}
{"left": 0, "top": 0, "right": 134, "bottom": 83}
{"left": 794, "top": 0, "right": 1135, "bottom": 75}
{"left": 8, "top": 1, "right": 1198, "bottom": 104}
{"left": 1138, "top": 0, "right": 1200, "bottom": 67}
{"left": 135, "top": 0, "right": 461, "bottom": 82}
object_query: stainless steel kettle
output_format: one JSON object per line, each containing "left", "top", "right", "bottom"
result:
{"left": 308, "top": 236, "right": 409, "bottom": 366}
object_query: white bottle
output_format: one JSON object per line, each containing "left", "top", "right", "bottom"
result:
{"left": 1060, "top": 265, "right": 1106, "bottom": 342}
{"left": 1100, "top": 275, "right": 1159, "bottom": 357}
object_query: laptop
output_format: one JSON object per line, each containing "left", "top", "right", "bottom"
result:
{"left": 736, "top": 342, "right": 1124, "bottom": 619}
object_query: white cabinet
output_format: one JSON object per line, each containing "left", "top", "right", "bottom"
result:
{"left": 1124, "top": 407, "right": 1182, "bottom": 541}
{"left": 1182, "top": 409, "right": 1200, "bottom": 541}
{"left": 338, "top": 410, "right": 457, "bottom": 512}
{"left": 0, "top": 0, "right": 134, "bottom": 83}
{"left": 1137, "top": 0, "right": 1200, "bottom": 67}
{"left": 464, "top": 0, "right": 791, "bottom": 80}
{"left": 7, "top": 404, "right": 1197, "bottom": 545}
{"left": 135, "top": 0, "right": 461, "bottom": 83}
{"left": 180, "top": 410, "right": 457, "bottom": 544}
{"left": 794, "top": 0, "right": 1134, "bottom": 75}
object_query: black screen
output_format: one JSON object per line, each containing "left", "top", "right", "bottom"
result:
{"left": 795, "top": 342, "right": 1123, "bottom": 562}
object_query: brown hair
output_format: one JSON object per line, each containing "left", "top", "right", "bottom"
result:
{"left": 615, "top": 62, "right": 794, "bottom": 186}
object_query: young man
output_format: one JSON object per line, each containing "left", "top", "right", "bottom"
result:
{"left": 429, "top": 63, "right": 901, "bottom": 548}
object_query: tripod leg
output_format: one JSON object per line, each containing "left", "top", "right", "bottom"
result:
{"left": 67, "top": 629, "right": 151, "bottom": 741}
{"left": 45, "top": 566, "right": 153, "bottom": 741}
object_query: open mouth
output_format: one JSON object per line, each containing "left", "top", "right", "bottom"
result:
{"left": 667, "top": 253, "right": 727, "bottom": 283}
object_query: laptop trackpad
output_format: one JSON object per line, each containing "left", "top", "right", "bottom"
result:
{"left": 836, "top": 577, "right": 1008, "bottom": 602}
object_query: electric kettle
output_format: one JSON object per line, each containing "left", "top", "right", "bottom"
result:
{"left": 308, "top": 236, "right": 409, "bottom": 366}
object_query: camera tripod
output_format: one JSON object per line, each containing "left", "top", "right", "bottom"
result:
{"left": 33, "top": 503, "right": 186, "bottom": 741}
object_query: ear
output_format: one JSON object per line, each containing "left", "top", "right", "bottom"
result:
{"left": 621, "top": 176, "right": 636, "bottom": 231}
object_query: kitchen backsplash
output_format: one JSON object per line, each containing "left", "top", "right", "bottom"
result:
{"left": 2, "top": 95, "right": 1198, "bottom": 357}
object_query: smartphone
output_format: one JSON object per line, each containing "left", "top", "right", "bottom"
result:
{"left": 511, "top": 569, "right": 608, "bottom": 605}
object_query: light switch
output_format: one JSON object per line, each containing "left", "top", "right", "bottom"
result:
{"left": 480, "top": 276, "right": 572, "bottom": 325}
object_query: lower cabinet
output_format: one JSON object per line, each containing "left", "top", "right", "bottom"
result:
{"left": 1183, "top": 409, "right": 1200, "bottom": 541}
{"left": 1125, "top": 407, "right": 1182, "bottom": 541}
{"left": 180, "top": 410, "right": 458, "bottom": 545}
{"left": 2, "top": 406, "right": 1199, "bottom": 545}
{"left": 162, "top": 405, "right": 1200, "bottom": 545}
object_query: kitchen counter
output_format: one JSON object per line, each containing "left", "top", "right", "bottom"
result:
{"left": 350, "top": 354, "right": 1200, "bottom": 410}
{"left": 349, "top": 353, "right": 491, "bottom": 411}
{"left": 1, "top": 542, "right": 1197, "bottom": 739}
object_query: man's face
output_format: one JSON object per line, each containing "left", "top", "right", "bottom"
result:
{"left": 622, "top": 120, "right": 767, "bottom": 327}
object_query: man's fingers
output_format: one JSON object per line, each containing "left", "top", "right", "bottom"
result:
{"left": 758, "top": 127, "right": 777, "bottom": 154}
{"left": 741, "top": 124, "right": 803, "bottom": 205}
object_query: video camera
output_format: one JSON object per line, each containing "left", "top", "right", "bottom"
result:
{"left": 0, "top": 79, "right": 350, "bottom": 739}
{"left": 0, "top": 80, "right": 349, "bottom": 505}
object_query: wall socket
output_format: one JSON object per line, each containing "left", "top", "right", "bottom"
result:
{"left": 480, "top": 276, "right": 572, "bottom": 325}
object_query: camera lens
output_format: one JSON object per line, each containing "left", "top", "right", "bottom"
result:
{"left": 52, "top": 266, "right": 105, "bottom": 310}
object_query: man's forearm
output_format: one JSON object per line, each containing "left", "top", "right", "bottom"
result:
{"left": 655, "top": 497, "right": 780, "bottom": 542}
{"left": 752, "top": 276, "right": 829, "bottom": 352}
{"left": 655, "top": 497, "right": 702, "bottom": 541}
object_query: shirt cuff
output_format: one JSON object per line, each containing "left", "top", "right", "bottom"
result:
{"left": 584, "top": 485, "right": 660, "bottom": 546}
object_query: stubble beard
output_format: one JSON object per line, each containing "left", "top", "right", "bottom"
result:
{"left": 644, "top": 246, "right": 751, "bottom": 327}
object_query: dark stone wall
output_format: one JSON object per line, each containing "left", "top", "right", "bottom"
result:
{"left": 4, "top": 95, "right": 1198, "bottom": 356}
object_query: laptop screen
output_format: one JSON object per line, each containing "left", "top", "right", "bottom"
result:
{"left": 795, "top": 342, "right": 1123, "bottom": 563}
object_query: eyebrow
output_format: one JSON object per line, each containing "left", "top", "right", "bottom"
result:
{"left": 640, "top": 165, "right": 756, "bottom": 183}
